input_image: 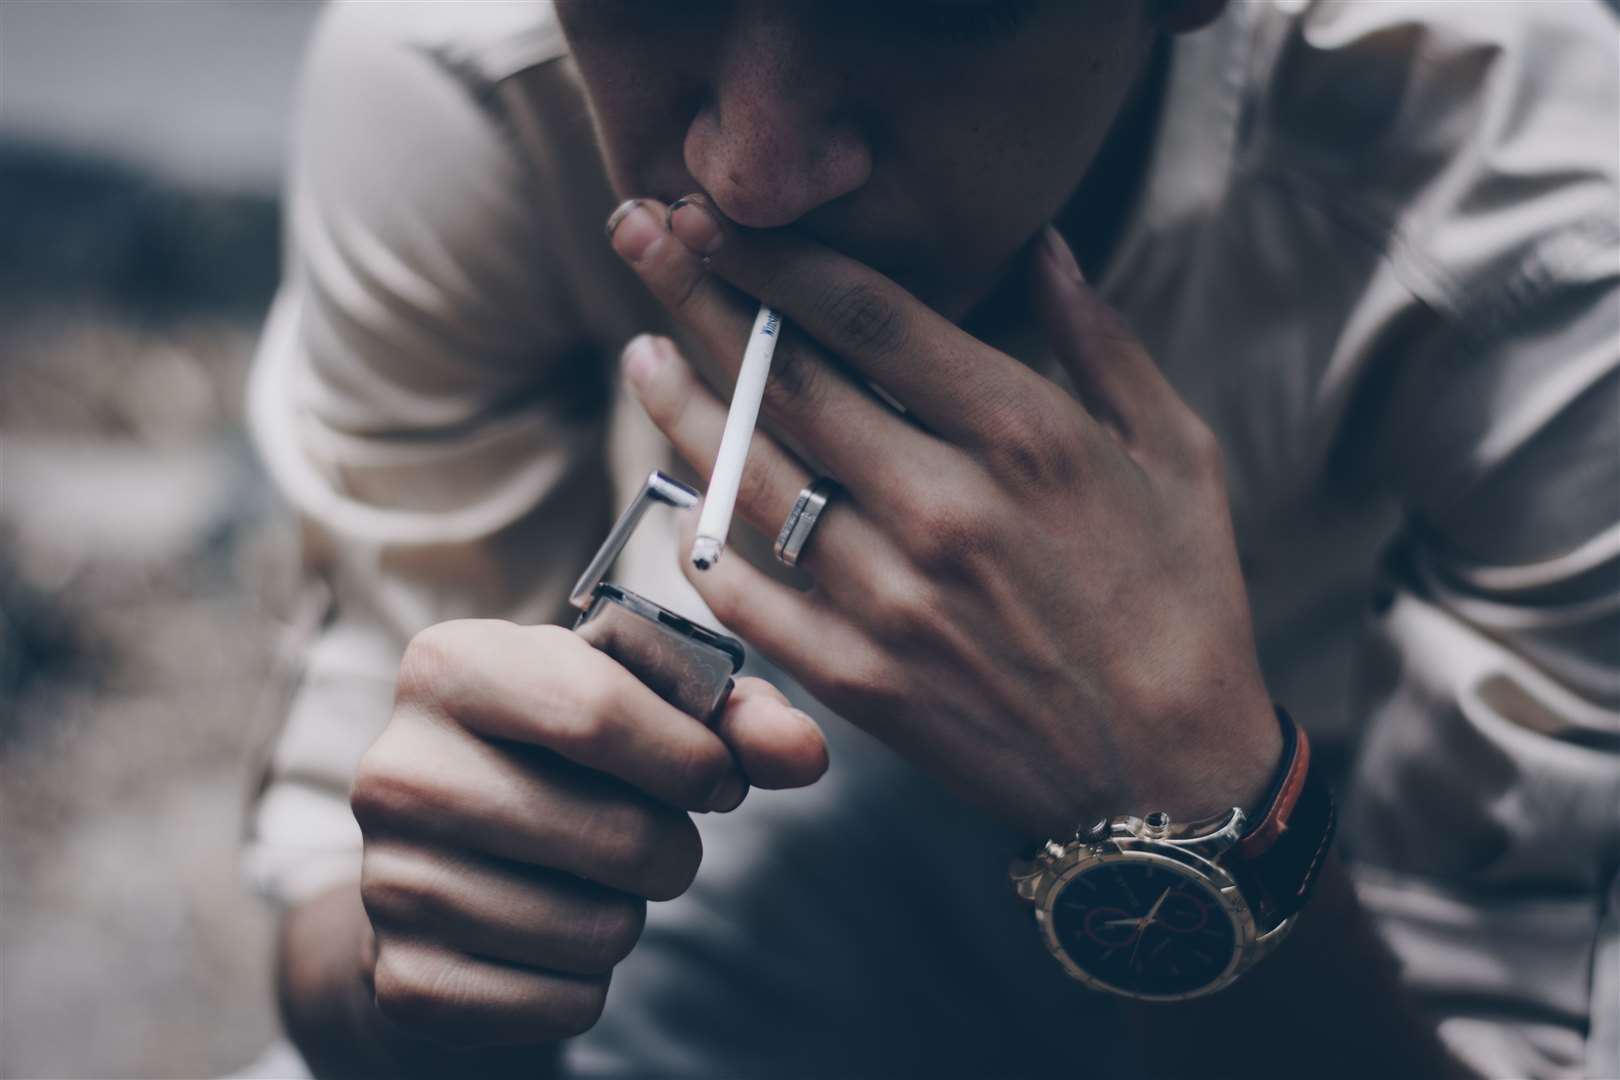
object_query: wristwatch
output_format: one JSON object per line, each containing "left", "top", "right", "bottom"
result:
{"left": 1009, "top": 707, "right": 1335, "bottom": 1001}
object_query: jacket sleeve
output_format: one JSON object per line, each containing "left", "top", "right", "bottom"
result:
{"left": 1345, "top": 257, "right": 1619, "bottom": 1080}
{"left": 1253, "top": 4, "right": 1620, "bottom": 1074}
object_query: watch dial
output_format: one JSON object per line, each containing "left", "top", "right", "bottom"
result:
{"left": 1049, "top": 858, "right": 1237, "bottom": 997}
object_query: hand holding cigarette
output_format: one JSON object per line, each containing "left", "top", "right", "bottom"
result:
{"left": 610, "top": 191, "right": 1278, "bottom": 843}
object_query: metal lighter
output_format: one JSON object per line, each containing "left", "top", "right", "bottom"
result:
{"left": 570, "top": 471, "right": 744, "bottom": 723}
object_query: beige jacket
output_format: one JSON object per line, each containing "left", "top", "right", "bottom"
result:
{"left": 247, "top": 2, "right": 1619, "bottom": 1076}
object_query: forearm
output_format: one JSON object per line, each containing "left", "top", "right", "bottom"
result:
{"left": 1131, "top": 855, "right": 1478, "bottom": 1080}
{"left": 277, "top": 881, "right": 562, "bottom": 1080}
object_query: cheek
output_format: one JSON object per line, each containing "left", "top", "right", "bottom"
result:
{"left": 581, "top": 69, "right": 693, "bottom": 198}
{"left": 897, "top": 29, "right": 1153, "bottom": 288}
{"left": 560, "top": 27, "right": 707, "bottom": 200}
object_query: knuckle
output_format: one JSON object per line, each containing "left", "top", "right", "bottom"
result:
{"left": 547, "top": 651, "right": 628, "bottom": 751}
{"left": 761, "top": 338, "right": 828, "bottom": 415}
{"left": 816, "top": 652, "right": 903, "bottom": 719}
{"left": 351, "top": 736, "right": 461, "bottom": 837}
{"left": 371, "top": 943, "right": 464, "bottom": 1037}
{"left": 988, "top": 433, "right": 1063, "bottom": 492}
{"left": 350, "top": 751, "right": 421, "bottom": 833}
{"left": 906, "top": 500, "right": 993, "bottom": 578}
{"left": 984, "top": 404, "right": 1080, "bottom": 491}
{"left": 360, "top": 850, "right": 420, "bottom": 926}
{"left": 861, "top": 574, "right": 934, "bottom": 646}
{"left": 537, "top": 626, "right": 606, "bottom": 707}
{"left": 396, "top": 620, "right": 472, "bottom": 711}
{"left": 575, "top": 896, "right": 646, "bottom": 969}
{"left": 359, "top": 847, "right": 451, "bottom": 930}
{"left": 556, "top": 686, "right": 616, "bottom": 761}
{"left": 816, "top": 281, "right": 907, "bottom": 358}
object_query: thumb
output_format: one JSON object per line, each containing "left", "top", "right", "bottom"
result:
{"left": 715, "top": 676, "right": 830, "bottom": 790}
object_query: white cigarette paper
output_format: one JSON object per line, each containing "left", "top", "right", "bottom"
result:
{"left": 692, "top": 304, "right": 781, "bottom": 570}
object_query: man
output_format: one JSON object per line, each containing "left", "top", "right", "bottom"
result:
{"left": 247, "top": 1, "right": 1618, "bottom": 1076}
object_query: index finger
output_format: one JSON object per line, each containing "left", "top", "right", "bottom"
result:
{"left": 414, "top": 621, "right": 742, "bottom": 813}
{"left": 684, "top": 200, "right": 1044, "bottom": 445}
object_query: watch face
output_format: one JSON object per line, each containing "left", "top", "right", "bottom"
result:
{"left": 1048, "top": 855, "right": 1239, "bottom": 998}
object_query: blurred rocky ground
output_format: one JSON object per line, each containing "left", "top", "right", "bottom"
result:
{"left": 1, "top": 4, "right": 322, "bottom": 1076}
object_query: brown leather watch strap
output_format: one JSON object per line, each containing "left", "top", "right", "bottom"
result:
{"left": 1236, "top": 708, "right": 1311, "bottom": 860}
{"left": 1227, "top": 706, "right": 1336, "bottom": 925}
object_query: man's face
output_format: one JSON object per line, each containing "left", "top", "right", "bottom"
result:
{"left": 558, "top": 0, "right": 1159, "bottom": 319}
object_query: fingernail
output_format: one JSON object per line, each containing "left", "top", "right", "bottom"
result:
{"left": 606, "top": 198, "right": 662, "bottom": 262}
{"left": 668, "top": 193, "right": 725, "bottom": 256}
{"left": 705, "top": 773, "right": 746, "bottom": 813}
{"left": 1042, "top": 224, "right": 1084, "bottom": 284}
{"left": 604, "top": 197, "right": 642, "bottom": 238}
{"left": 621, "top": 334, "right": 664, "bottom": 392}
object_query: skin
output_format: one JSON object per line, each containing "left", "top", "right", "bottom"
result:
{"left": 609, "top": 201, "right": 1280, "bottom": 838}
{"left": 557, "top": 0, "right": 1166, "bottom": 319}
{"left": 277, "top": 2, "right": 1474, "bottom": 1075}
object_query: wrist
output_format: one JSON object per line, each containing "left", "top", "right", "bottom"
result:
{"left": 1194, "top": 683, "right": 1285, "bottom": 821}
{"left": 1118, "top": 679, "right": 1283, "bottom": 827}
{"left": 1017, "top": 672, "right": 1282, "bottom": 845}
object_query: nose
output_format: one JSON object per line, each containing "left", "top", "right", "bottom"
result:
{"left": 683, "top": 13, "right": 872, "bottom": 229}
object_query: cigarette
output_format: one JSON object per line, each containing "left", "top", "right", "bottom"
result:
{"left": 691, "top": 303, "right": 781, "bottom": 570}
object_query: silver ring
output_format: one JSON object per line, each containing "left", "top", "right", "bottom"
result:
{"left": 773, "top": 478, "right": 839, "bottom": 568}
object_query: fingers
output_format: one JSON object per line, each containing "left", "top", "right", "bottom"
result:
{"left": 353, "top": 719, "right": 704, "bottom": 900}
{"left": 398, "top": 620, "right": 741, "bottom": 813}
{"left": 1033, "top": 225, "right": 1181, "bottom": 448}
{"left": 607, "top": 196, "right": 940, "bottom": 502}
{"left": 606, "top": 197, "right": 733, "bottom": 330}
{"left": 362, "top": 842, "right": 646, "bottom": 976}
{"left": 621, "top": 332, "right": 880, "bottom": 579}
{"left": 674, "top": 510, "right": 875, "bottom": 707}
{"left": 353, "top": 612, "right": 824, "bottom": 1052}
{"left": 716, "top": 677, "right": 830, "bottom": 790}
{"left": 370, "top": 936, "right": 611, "bottom": 1045}
{"left": 662, "top": 192, "right": 1049, "bottom": 447}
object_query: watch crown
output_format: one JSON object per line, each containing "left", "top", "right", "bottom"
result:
{"left": 1143, "top": 811, "right": 1171, "bottom": 839}
{"left": 1086, "top": 817, "right": 1110, "bottom": 841}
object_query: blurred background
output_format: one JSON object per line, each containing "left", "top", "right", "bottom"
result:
{"left": 1, "top": 3, "right": 324, "bottom": 1076}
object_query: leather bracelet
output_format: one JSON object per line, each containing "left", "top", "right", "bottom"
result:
{"left": 1237, "top": 706, "right": 1308, "bottom": 859}
{"left": 1225, "top": 706, "right": 1336, "bottom": 925}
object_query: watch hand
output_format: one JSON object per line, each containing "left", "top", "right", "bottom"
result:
{"left": 1140, "top": 887, "right": 1173, "bottom": 928}
{"left": 1130, "top": 888, "right": 1175, "bottom": 971}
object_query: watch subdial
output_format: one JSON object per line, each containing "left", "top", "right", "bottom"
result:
{"left": 1156, "top": 890, "right": 1210, "bottom": 934}
{"left": 1082, "top": 906, "right": 1139, "bottom": 947}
